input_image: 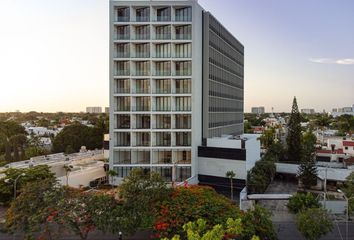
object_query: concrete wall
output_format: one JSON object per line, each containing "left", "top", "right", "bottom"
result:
{"left": 198, "top": 157, "right": 247, "bottom": 179}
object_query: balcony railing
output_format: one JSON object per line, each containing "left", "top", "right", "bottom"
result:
{"left": 115, "top": 52, "right": 130, "bottom": 58}
{"left": 133, "top": 106, "right": 150, "bottom": 112}
{"left": 136, "top": 16, "right": 150, "bottom": 22}
{"left": 133, "top": 71, "right": 150, "bottom": 76}
{"left": 133, "top": 88, "right": 150, "bottom": 94}
{"left": 175, "top": 71, "right": 191, "bottom": 76}
{"left": 116, "top": 106, "right": 130, "bottom": 112}
{"left": 175, "top": 34, "right": 192, "bottom": 40}
{"left": 175, "top": 16, "right": 192, "bottom": 22}
{"left": 115, "top": 70, "right": 130, "bottom": 76}
{"left": 132, "top": 53, "right": 150, "bottom": 58}
{"left": 115, "top": 34, "right": 130, "bottom": 40}
{"left": 154, "top": 88, "right": 171, "bottom": 94}
{"left": 132, "top": 34, "right": 150, "bottom": 40}
{"left": 116, "top": 16, "right": 130, "bottom": 22}
{"left": 154, "top": 34, "right": 171, "bottom": 40}
{"left": 155, "top": 16, "right": 171, "bottom": 22}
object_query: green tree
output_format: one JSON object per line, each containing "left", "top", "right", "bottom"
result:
{"left": 226, "top": 171, "right": 236, "bottom": 201}
{"left": 0, "top": 121, "right": 27, "bottom": 162}
{"left": 296, "top": 208, "right": 333, "bottom": 240}
{"left": 287, "top": 193, "right": 320, "bottom": 213}
{"left": 0, "top": 165, "right": 56, "bottom": 205}
{"left": 259, "top": 128, "right": 275, "bottom": 149}
{"left": 286, "top": 97, "right": 303, "bottom": 163}
{"left": 52, "top": 123, "right": 103, "bottom": 153}
{"left": 298, "top": 131, "right": 318, "bottom": 189}
{"left": 241, "top": 205, "right": 277, "bottom": 240}
{"left": 119, "top": 168, "right": 171, "bottom": 234}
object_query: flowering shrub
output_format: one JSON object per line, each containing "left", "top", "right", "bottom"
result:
{"left": 153, "top": 185, "right": 240, "bottom": 237}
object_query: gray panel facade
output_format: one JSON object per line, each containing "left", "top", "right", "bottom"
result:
{"left": 202, "top": 12, "right": 244, "bottom": 140}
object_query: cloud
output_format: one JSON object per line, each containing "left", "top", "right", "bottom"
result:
{"left": 309, "top": 58, "right": 354, "bottom": 65}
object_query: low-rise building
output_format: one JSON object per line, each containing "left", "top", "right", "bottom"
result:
{"left": 301, "top": 109, "right": 315, "bottom": 114}
{"left": 86, "top": 107, "right": 102, "bottom": 114}
{"left": 251, "top": 107, "right": 265, "bottom": 114}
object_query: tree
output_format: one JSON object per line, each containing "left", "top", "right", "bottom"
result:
{"left": 5, "top": 180, "right": 59, "bottom": 239}
{"left": 298, "top": 131, "right": 318, "bottom": 189}
{"left": 154, "top": 186, "right": 240, "bottom": 238}
{"left": 119, "top": 168, "right": 171, "bottom": 234}
{"left": 0, "top": 165, "right": 56, "bottom": 205}
{"left": 52, "top": 123, "right": 103, "bottom": 153}
{"left": 241, "top": 205, "right": 277, "bottom": 240}
{"left": 259, "top": 128, "right": 275, "bottom": 149}
{"left": 0, "top": 121, "right": 27, "bottom": 162}
{"left": 296, "top": 208, "right": 333, "bottom": 240}
{"left": 286, "top": 97, "right": 303, "bottom": 163}
{"left": 225, "top": 171, "right": 236, "bottom": 200}
{"left": 63, "top": 165, "right": 73, "bottom": 186}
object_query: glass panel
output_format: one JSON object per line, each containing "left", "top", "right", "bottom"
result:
{"left": 175, "top": 7, "right": 192, "bottom": 22}
{"left": 152, "top": 167, "right": 172, "bottom": 181}
{"left": 116, "top": 79, "right": 130, "bottom": 93}
{"left": 176, "top": 167, "right": 191, "bottom": 182}
{"left": 132, "top": 151, "right": 150, "bottom": 164}
{"left": 136, "top": 7, "right": 150, "bottom": 22}
{"left": 175, "top": 97, "right": 191, "bottom": 111}
{"left": 116, "top": 133, "right": 130, "bottom": 146}
{"left": 135, "top": 79, "right": 150, "bottom": 93}
{"left": 175, "top": 25, "right": 191, "bottom": 40}
{"left": 117, "top": 7, "right": 130, "bottom": 22}
{"left": 175, "top": 61, "right": 191, "bottom": 76}
{"left": 155, "top": 25, "right": 171, "bottom": 40}
{"left": 153, "top": 151, "right": 172, "bottom": 164}
{"left": 175, "top": 114, "right": 191, "bottom": 129}
{"left": 116, "top": 97, "right": 130, "bottom": 111}
{"left": 175, "top": 132, "right": 191, "bottom": 146}
{"left": 175, "top": 150, "right": 191, "bottom": 164}
{"left": 115, "top": 43, "right": 130, "bottom": 58}
{"left": 135, "top": 132, "right": 150, "bottom": 146}
{"left": 155, "top": 43, "right": 171, "bottom": 58}
{"left": 134, "top": 61, "right": 150, "bottom": 76}
{"left": 135, "top": 97, "right": 150, "bottom": 111}
{"left": 155, "top": 79, "right": 171, "bottom": 94}
{"left": 175, "top": 79, "right": 191, "bottom": 93}
{"left": 155, "top": 115, "right": 171, "bottom": 129}
{"left": 135, "top": 115, "right": 150, "bottom": 129}
{"left": 155, "top": 61, "right": 171, "bottom": 76}
{"left": 113, "top": 150, "right": 131, "bottom": 164}
{"left": 115, "top": 61, "right": 130, "bottom": 76}
{"left": 116, "top": 26, "right": 130, "bottom": 40}
{"left": 175, "top": 43, "right": 191, "bottom": 58}
{"left": 155, "top": 97, "right": 171, "bottom": 111}
{"left": 156, "top": 7, "right": 171, "bottom": 21}
{"left": 116, "top": 115, "right": 130, "bottom": 129}
{"left": 155, "top": 132, "right": 171, "bottom": 146}
{"left": 135, "top": 25, "right": 150, "bottom": 40}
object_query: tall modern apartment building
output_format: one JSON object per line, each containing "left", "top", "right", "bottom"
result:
{"left": 109, "top": 0, "right": 253, "bottom": 186}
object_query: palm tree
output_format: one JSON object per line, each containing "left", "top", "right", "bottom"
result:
{"left": 107, "top": 170, "right": 118, "bottom": 189}
{"left": 226, "top": 171, "right": 236, "bottom": 200}
{"left": 63, "top": 164, "right": 73, "bottom": 186}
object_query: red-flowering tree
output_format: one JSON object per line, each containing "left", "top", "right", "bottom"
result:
{"left": 153, "top": 185, "right": 240, "bottom": 238}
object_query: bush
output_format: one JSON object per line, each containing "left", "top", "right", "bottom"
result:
{"left": 287, "top": 193, "right": 320, "bottom": 213}
{"left": 296, "top": 208, "right": 333, "bottom": 240}
{"left": 247, "top": 159, "right": 276, "bottom": 193}
{"left": 154, "top": 185, "right": 240, "bottom": 238}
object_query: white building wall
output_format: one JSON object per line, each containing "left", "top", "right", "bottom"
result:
{"left": 198, "top": 157, "right": 247, "bottom": 180}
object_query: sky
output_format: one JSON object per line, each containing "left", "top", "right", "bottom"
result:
{"left": 0, "top": 0, "right": 353, "bottom": 113}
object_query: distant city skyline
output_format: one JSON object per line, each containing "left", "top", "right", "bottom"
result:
{"left": 1, "top": 0, "right": 353, "bottom": 113}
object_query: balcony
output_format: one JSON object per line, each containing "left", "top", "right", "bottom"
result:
{"left": 115, "top": 70, "right": 130, "bottom": 76}
{"left": 116, "top": 16, "right": 130, "bottom": 22}
{"left": 155, "top": 33, "right": 171, "bottom": 40}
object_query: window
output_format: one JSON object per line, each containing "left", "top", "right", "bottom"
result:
{"left": 175, "top": 43, "right": 191, "bottom": 58}
{"left": 155, "top": 132, "right": 171, "bottom": 146}
{"left": 115, "top": 79, "right": 130, "bottom": 93}
{"left": 134, "top": 61, "right": 150, "bottom": 76}
{"left": 155, "top": 43, "right": 171, "bottom": 58}
{"left": 155, "top": 25, "right": 171, "bottom": 40}
{"left": 135, "top": 79, "right": 150, "bottom": 93}
{"left": 135, "top": 25, "right": 150, "bottom": 40}
{"left": 131, "top": 150, "right": 150, "bottom": 164}
{"left": 155, "top": 61, "right": 171, "bottom": 76}
{"left": 155, "top": 79, "right": 171, "bottom": 94}
{"left": 155, "top": 115, "right": 171, "bottom": 129}
{"left": 115, "top": 43, "right": 130, "bottom": 58}
{"left": 135, "top": 97, "right": 150, "bottom": 111}
{"left": 136, "top": 7, "right": 149, "bottom": 22}
{"left": 175, "top": 97, "right": 191, "bottom": 111}
{"left": 116, "top": 61, "right": 130, "bottom": 76}
{"left": 175, "top": 114, "right": 191, "bottom": 129}
{"left": 135, "top": 115, "right": 150, "bottom": 129}
{"left": 176, "top": 167, "right": 191, "bottom": 182}
{"left": 175, "top": 150, "right": 191, "bottom": 164}
{"left": 116, "top": 115, "right": 130, "bottom": 129}
{"left": 175, "top": 7, "right": 192, "bottom": 22}
{"left": 115, "top": 25, "right": 130, "bottom": 40}
{"left": 117, "top": 7, "right": 129, "bottom": 22}
{"left": 113, "top": 150, "right": 131, "bottom": 164}
{"left": 116, "top": 133, "right": 130, "bottom": 146}
{"left": 136, "top": 132, "right": 150, "bottom": 146}
{"left": 175, "top": 25, "right": 191, "bottom": 40}
{"left": 135, "top": 43, "right": 150, "bottom": 58}
{"left": 175, "top": 61, "right": 191, "bottom": 76}
{"left": 175, "top": 132, "right": 191, "bottom": 146}
{"left": 116, "top": 97, "right": 130, "bottom": 111}
{"left": 156, "top": 7, "right": 171, "bottom": 21}
{"left": 175, "top": 79, "right": 191, "bottom": 93}
{"left": 155, "top": 97, "right": 171, "bottom": 111}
